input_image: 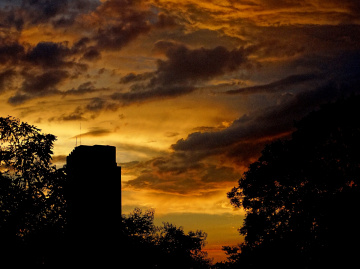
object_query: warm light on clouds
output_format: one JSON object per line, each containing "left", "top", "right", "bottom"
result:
{"left": 1, "top": 0, "right": 359, "bottom": 262}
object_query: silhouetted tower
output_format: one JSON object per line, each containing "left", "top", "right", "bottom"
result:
{"left": 66, "top": 145, "right": 121, "bottom": 266}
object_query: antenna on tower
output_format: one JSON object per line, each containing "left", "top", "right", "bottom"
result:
{"left": 80, "top": 122, "right": 82, "bottom": 145}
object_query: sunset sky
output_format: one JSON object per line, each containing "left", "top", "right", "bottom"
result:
{"left": 1, "top": 0, "right": 360, "bottom": 262}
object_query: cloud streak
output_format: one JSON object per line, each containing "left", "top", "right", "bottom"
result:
{"left": 226, "top": 73, "right": 321, "bottom": 95}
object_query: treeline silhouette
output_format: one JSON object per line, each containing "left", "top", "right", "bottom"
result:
{"left": 121, "top": 208, "right": 211, "bottom": 268}
{"left": 219, "top": 96, "right": 360, "bottom": 268}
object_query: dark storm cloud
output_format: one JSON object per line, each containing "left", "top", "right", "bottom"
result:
{"left": 49, "top": 97, "right": 119, "bottom": 122}
{"left": 0, "top": 69, "right": 16, "bottom": 93}
{"left": 8, "top": 70, "right": 69, "bottom": 105}
{"left": 111, "top": 85, "right": 195, "bottom": 105}
{"left": 81, "top": 47, "right": 101, "bottom": 61}
{"left": 112, "top": 43, "right": 254, "bottom": 105}
{"left": 0, "top": 0, "right": 100, "bottom": 29}
{"left": 63, "top": 82, "right": 96, "bottom": 96}
{"left": 85, "top": 97, "right": 119, "bottom": 112}
{"left": 0, "top": 25, "right": 97, "bottom": 102}
{"left": 173, "top": 78, "right": 360, "bottom": 154}
{"left": 119, "top": 72, "right": 154, "bottom": 84}
{"left": 226, "top": 73, "right": 320, "bottom": 95}
{"left": 95, "top": 21, "right": 151, "bottom": 51}
{"left": 0, "top": 39, "right": 93, "bottom": 104}
{"left": 92, "top": 0, "right": 152, "bottom": 51}
{"left": 153, "top": 42, "right": 251, "bottom": 84}
{"left": 0, "top": 42, "right": 25, "bottom": 65}
{"left": 7, "top": 93, "right": 32, "bottom": 106}
{"left": 155, "top": 12, "right": 178, "bottom": 29}
{"left": 24, "top": 42, "right": 73, "bottom": 68}
{"left": 22, "top": 0, "right": 69, "bottom": 25}
{"left": 21, "top": 70, "right": 69, "bottom": 94}
{"left": 23, "top": 41, "right": 91, "bottom": 71}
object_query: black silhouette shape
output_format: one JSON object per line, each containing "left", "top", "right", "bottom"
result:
{"left": 66, "top": 145, "right": 121, "bottom": 267}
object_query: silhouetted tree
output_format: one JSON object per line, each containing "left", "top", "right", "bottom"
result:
{"left": 226, "top": 96, "right": 360, "bottom": 268}
{"left": 0, "top": 116, "right": 67, "bottom": 266}
{"left": 121, "top": 208, "right": 212, "bottom": 268}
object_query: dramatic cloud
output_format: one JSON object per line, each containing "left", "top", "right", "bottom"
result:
{"left": 153, "top": 42, "right": 252, "bottom": 83}
{"left": 8, "top": 70, "right": 70, "bottom": 105}
{"left": 0, "top": 0, "right": 100, "bottom": 29}
{"left": 113, "top": 43, "right": 254, "bottom": 105}
{"left": 0, "top": 42, "right": 25, "bottom": 65}
{"left": 21, "top": 70, "right": 69, "bottom": 94}
{"left": 24, "top": 42, "right": 73, "bottom": 68}
{"left": 90, "top": 0, "right": 153, "bottom": 50}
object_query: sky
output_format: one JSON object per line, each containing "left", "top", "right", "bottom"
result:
{"left": 1, "top": 0, "right": 360, "bottom": 263}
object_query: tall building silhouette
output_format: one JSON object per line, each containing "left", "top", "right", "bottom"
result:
{"left": 66, "top": 145, "right": 121, "bottom": 266}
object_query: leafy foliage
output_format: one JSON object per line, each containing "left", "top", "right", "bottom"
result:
{"left": 225, "top": 96, "right": 360, "bottom": 268}
{"left": 0, "top": 116, "right": 67, "bottom": 266}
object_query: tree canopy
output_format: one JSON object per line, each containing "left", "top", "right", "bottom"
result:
{"left": 0, "top": 116, "right": 67, "bottom": 266}
{"left": 225, "top": 96, "right": 360, "bottom": 268}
